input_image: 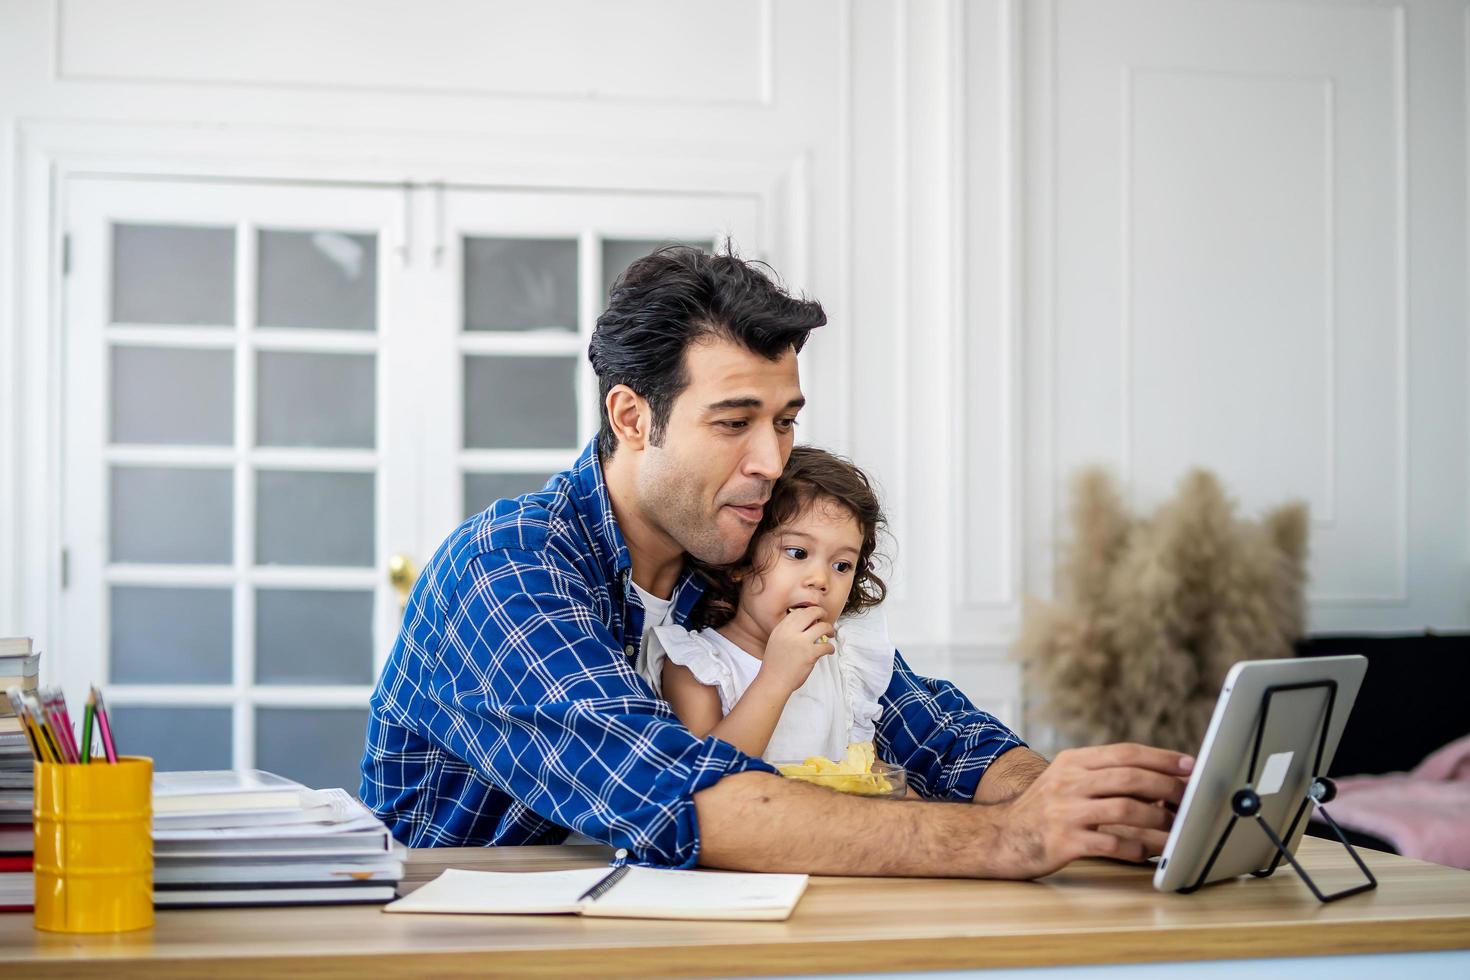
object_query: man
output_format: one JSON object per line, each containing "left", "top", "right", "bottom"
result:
{"left": 361, "top": 247, "right": 1188, "bottom": 878}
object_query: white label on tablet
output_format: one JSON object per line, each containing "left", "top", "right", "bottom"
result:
{"left": 1257, "top": 751, "right": 1294, "bottom": 796}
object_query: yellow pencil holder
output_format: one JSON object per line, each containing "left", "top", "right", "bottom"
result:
{"left": 33, "top": 755, "right": 154, "bottom": 933}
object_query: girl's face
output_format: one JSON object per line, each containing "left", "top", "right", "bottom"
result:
{"left": 737, "top": 496, "right": 865, "bottom": 638}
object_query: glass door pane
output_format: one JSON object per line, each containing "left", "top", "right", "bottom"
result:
{"left": 464, "top": 237, "right": 579, "bottom": 332}
{"left": 257, "top": 229, "right": 378, "bottom": 331}
{"left": 111, "top": 223, "right": 235, "bottom": 325}
{"left": 600, "top": 237, "right": 714, "bottom": 303}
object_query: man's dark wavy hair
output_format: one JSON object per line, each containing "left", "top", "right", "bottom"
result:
{"left": 693, "top": 445, "right": 889, "bottom": 629}
{"left": 588, "top": 245, "right": 826, "bottom": 458}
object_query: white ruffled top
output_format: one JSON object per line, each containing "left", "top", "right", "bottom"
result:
{"left": 636, "top": 610, "right": 896, "bottom": 763}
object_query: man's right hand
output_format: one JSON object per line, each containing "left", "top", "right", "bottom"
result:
{"left": 976, "top": 743, "right": 1192, "bottom": 879}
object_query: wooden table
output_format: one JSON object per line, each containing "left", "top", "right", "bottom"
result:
{"left": 4, "top": 838, "right": 1469, "bottom": 978}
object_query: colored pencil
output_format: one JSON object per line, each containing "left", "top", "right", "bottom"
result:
{"left": 41, "top": 688, "right": 79, "bottom": 763}
{"left": 81, "top": 690, "right": 96, "bottom": 765}
{"left": 23, "top": 693, "right": 63, "bottom": 763}
{"left": 5, "top": 687, "right": 44, "bottom": 762}
{"left": 53, "top": 688, "right": 80, "bottom": 762}
{"left": 92, "top": 685, "right": 118, "bottom": 763}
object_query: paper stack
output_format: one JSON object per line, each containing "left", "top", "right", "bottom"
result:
{"left": 0, "top": 637, "right": 38, "bottom": 911}
{"left": 151, "top": 770, "right": 404, "bottom": 907}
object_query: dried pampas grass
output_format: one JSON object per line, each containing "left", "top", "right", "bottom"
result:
{"left": 1015, "top": 468, "right": 1309, "bottom": 754}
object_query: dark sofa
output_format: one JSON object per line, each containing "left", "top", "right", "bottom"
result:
{"left": 1297, "top": 632, "right": 1470, "bottom": 853}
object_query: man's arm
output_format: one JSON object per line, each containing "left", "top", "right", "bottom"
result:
{"left": 972, "top": 745, "right": 1049, "bottom": 803}
{"left": 694, "top": 742, "right": 1192, "bottom": 879}
{"left": 876, "top": 651, "right": 1029, "bottom": 801}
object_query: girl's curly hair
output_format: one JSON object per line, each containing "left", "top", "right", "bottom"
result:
{"left": 692, "top": 445, "right": 888, "bottom": 629}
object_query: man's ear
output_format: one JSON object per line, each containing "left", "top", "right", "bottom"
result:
{"left": 605, "top": 384, "right": 651, "bottom": 452}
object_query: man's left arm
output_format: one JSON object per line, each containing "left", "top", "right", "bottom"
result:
{"left": 971, "top": 745, "right": 1048, "bottom": 803}
{"left": 875, "top": 650, "right": 1033, "bottom": 802}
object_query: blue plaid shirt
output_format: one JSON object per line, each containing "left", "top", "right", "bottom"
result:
{"left": 361, "top": 439, "right": 1025, "bottom": 868}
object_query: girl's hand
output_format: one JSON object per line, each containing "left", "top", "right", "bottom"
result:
{"left": 761, "top": 606, "right": 837, "bottom": 693}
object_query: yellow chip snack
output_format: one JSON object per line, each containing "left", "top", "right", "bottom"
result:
{"left": 776, "top": 741, "right": 897, "bottom": 796}
{"left": 842, "top": 741, "right": 875, "bottom": 774}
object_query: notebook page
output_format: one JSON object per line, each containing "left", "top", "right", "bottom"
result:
{"left": 585, "top": 866, "right": 809, "bottom": 921}
{"left": 383, "top": 868, "right": 607, "bottom": 915}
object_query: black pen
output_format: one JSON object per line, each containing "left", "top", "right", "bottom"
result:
{"left": 575, "top": 848, "right": 631, "bottom": 903}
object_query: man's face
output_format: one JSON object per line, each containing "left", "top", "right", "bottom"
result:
{"left": 636, "top": 336, "right": 804, "bottom": 565}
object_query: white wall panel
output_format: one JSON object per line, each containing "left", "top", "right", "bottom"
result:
{"left": 1128, "top": 70, "right": 1335, "bottom": 526}
{"left": 59, "top": 0, "right": 773, "bottom": 106}
{"left": 1033, "top": 0, "right": 1462, "bottom": 632}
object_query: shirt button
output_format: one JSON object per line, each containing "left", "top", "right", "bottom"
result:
{"left": 625, "top": 645, "right": 636, "bottom": 658}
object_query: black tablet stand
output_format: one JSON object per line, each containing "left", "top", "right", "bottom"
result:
{"left": 1180, "top": 679, "right": 1378, "bottom": 903}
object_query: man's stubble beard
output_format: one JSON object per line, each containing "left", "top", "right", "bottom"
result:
{"left": 638, "top": 452, "right": 753, "bottom": 566}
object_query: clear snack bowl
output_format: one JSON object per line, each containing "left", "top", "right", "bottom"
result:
{"left": 773, "top": 759, "right": 908, "bottom": 799}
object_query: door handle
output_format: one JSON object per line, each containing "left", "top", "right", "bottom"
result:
{"left": 388, "top": 553, "right": 418, "bottom": 610}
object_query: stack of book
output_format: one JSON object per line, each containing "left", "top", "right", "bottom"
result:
{"left": 151, "top": 770, "right": 405, "bottom": 907}
{"left": 0, "top": 637, "right": 38, "bottom": 911}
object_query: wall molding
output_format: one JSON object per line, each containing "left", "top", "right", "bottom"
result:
{"left": 0, "top": 124, "right": 17, "bottom": 632}
{"left": 830, "top": 0, "right": 854, "bottom": 455}
{"left": 957, "top": 0, "right": 1023, "bottom": 614}
{"left": 11, "top": 125, "right": 66, "bottom": 681}
{"left": 1310, "top": 3, "right": 1410, "bottom": 606}
{"left": 889, "top": 0, "right": 912, "bottom": 606}
{"left": 1024, "top": 0, "right": 1060, "bottom": 606}
{"left": 54, "top": 0, "right": 779, "bottom": 110}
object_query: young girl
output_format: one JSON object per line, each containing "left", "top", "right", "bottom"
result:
{"left": 637, "top": 446, "right": 894, "bottom": 763}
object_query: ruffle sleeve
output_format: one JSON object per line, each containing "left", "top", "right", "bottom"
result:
{"left": 834, "top": 609, "right": 897, "bottom": 745}
{"left": 638, "top": 625, "right": 743, "bottom": 714}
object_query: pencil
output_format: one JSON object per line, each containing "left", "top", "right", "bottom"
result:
{"left": 41, "top": 688, "right": 79, "bottom": 763}
{"left": 92, "top": 685, "right": 119, "bottom": 763}
{"left": 81, "top": 690, "right": 96, "bottom": 765}
{"left": 53, "top": 688, "right": 80, "bottom": 762}
{"left": 23, "top": 693, "right": 62, "bottom": 763}
{"left": 5, "top": 687, "right": 44, "bottom": 762}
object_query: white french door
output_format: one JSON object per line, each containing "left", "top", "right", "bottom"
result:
{"left": 59, "top": 174, "right": 761, "bottom": 793}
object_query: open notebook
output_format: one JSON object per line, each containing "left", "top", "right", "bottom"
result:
{"left": 384, "top": 865, "right": 809, "bottom": 922}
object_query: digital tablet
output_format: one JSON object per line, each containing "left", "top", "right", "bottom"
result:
{"left": 1153, "top": 655, "right": 1367, "bottom": 893}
